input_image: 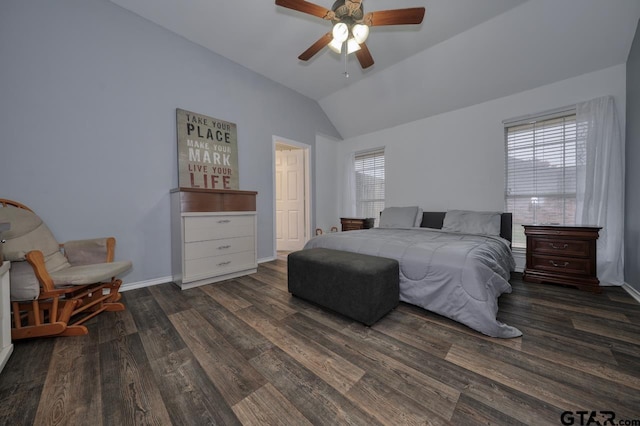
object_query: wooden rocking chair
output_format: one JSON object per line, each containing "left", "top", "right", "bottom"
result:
{"left": 0, "top": 199, "right": 132, "bottom": 339}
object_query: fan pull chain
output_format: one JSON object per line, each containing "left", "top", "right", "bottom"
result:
{"left": 343, "top": 40, "right": 349, "bottom": 78}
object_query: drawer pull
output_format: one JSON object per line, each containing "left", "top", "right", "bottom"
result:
{"left": 217, "top": 261, "right": 231, "bottom": 267}
{"left": 549, "top": 260, "right": 569, "bottom": 268}
{"left": 217, "top": 219, "right": 231, "bottom": 224}
{"left": 549, "top": 243, "right": 569, "bottom": 250}
{"left": 218, "top": 245, "right": 231, "bottom": 250}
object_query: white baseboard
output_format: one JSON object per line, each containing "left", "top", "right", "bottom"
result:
{"left": 512, "top": 248, "right": 525, "bottom": 273}
{"left": 112, "top": 268, "right": 640, "bottom": 306}
{"left": 120, "top": 275, "right": 172, "bottom": 292}
{"left": 118, "top": 259, "right": 276, "bottom": 292}
{"left": 622, "top": 282, "right": 640, "bottom": 304}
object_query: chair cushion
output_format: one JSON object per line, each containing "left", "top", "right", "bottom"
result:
{"left": 0, "top": 205, "right": 41, "bottom": 239}
{"left": 49, "top": 260, "right": 132, "bottom": 286}
{"left": 10, "top": 259, "right": 132, "bottom": 301}
{"left": 9, "top": 261, "right": 40, "bottom": 301}
{"left": 63, "top": 238, "right": 110, "bottom": 265}
{"left": 0, "top": 205, "right": 67, "bottom": 266}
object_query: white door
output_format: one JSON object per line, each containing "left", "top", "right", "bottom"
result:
{"left": 276, "top": 148, "right": 305, "bottom": 251}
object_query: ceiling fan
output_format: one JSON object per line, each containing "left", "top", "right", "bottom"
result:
{"left": 275, "top": 0, "right": 425, "bottom": 70}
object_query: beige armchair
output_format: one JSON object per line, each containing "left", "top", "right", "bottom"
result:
{"left": 0, "top": 199, "right": 132, "bottom": 339}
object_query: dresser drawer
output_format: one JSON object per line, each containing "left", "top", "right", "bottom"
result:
{"left": 184, "top": 236, "right": 254, "bottom": 260}
{"left": 184, "top": 250, "right": 256, "bottom": 282}
{"left": 529, "top": 238, "right": 590, "bottom": 257}
{"left": 184, "top": 215, "right": 254, "bottom": 242}
{"left": 529, "top": 254, "right": 594, "bottom": 276}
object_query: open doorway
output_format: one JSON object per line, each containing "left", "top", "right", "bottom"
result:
{"left": 273, "top": 137, "right": 311, "bottom": 254}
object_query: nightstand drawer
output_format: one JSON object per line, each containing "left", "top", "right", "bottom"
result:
{"left": 342, "top": 223, "right": 364, "bottom": 231}
{"left": 529, "top": 254, "right": 593, "bottom": 276}
{"left": 522, "top": 224, "right": 601, "bottom": 292}
{"left": 529, "top": 238, "right": 590, "bottom": 257}
{"left": 340, "top": 217, "right": 375, "bottom": 232}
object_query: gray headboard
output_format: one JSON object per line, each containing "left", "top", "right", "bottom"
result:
{"left": 420, "top": 212, "right": 513, "bottom": 243}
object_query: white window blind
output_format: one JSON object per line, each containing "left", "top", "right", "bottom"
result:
{"left": 505, "top": 112, "right": 577, "bottom": 248}
{"left": 355, "top": 148, "right": 385, "bottom": 223}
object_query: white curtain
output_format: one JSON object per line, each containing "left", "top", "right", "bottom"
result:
{"left": 575, "top": 95, "right": 624, "bottom": 286}
{"left": 342, "top": 151, "right": 356, "bottom": 217}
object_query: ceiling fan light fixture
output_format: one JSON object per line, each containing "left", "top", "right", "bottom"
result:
{"left": 327, "top": 37, "right": 361, "bottom": 54}
{"left": 276, "top": 0, "right": 426, "bottom": 70}
{"left": 332, "top": 22, "right": 349, "bottom": 43}
{"left": 346, "top": 38, "right": 361, "bottom": 53}
{"left": 352, "top": 23, "right": 369, "bottom": 44}
{"left": 327, "top": 38, "right": 343, "bottom": 53}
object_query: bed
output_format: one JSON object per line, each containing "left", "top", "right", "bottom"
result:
{"left": 303, "top": 208, "right": 522, "bottom": 338}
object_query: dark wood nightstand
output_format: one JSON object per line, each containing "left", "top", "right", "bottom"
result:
{"left": 522, "top": 224, "right": 601, "bottom": 293}
{"left": 340, "top": 217, "right": 375, "bottom": 232}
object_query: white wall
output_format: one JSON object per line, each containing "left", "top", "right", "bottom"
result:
{"left": 625, "top": 20, "right": 640, "bottom": 293}
{"left": 330, "top": 64, "right": 626, "bottom": 271}
{"left": 0, "top": 0, "right": 340, "bottom": 286}
{"left": 336, "top": 64, "right": 626, "bottom": 214}
{"left": 314, "top": 134, "right": 341, "bottom": 233}
{"left": 320, "top": 0, "right": 640, "bottom": 140}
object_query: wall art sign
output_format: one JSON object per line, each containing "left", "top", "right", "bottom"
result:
{"left": 176, "top": 108, "right": 238, "bottom": 190}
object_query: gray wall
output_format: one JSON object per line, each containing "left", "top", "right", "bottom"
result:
{"left": 626, "top": 19, "right": 640, "bottom": 292}
{"left": 0, "top": 0, "right": 340, "bottom": 285}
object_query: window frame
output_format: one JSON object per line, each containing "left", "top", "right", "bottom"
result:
{"left": 504, "top": 109, "right": 577, "bottom": 249}
{"left": 354, "top": 147, "right": 385, "bottom": 224}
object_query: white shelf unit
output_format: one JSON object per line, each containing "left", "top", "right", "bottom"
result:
{"left": 0, "top": 261, "right": 13, "bottom": 373}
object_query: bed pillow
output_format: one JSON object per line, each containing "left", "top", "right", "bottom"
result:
{"left": 442, "top": 210, "right": 501, "bottom": 236}
{"left": 379, "top": 206, "right": 420, "bottom": 228}
{"left": 414, "top": 208, "right": 423, "bottom": 227}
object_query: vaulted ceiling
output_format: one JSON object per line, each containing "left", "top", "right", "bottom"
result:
{"left": 109, "top": 0, "right": 640, "bottom": 139}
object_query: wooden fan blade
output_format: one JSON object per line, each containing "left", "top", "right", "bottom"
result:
{"left": 363, "top": 7, "right": 425, "bottom": 27}
{"left": 298, "top": 32, "right": 333, "bottom": 61}
{"left": 355, "top": 42, "right": 374, "bottom": 69}
{"left": 276, "top": 0, "right": 333, "bottom": 20}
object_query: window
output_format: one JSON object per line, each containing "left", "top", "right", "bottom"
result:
{"left": 505, "top": 111, "right": 577, "bottom": 248}
{"left": 355, "top": 148, "right": 385, "bottom": 223}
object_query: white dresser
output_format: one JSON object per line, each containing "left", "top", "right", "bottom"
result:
{"left": 0, "top": 261, "right": 13, "bottom": 373}
{"left": 171, "top": 188, "right": 258, "bottom": 290}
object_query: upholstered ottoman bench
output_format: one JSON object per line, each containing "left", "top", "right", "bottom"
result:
{"left": 287, "top": 248, "right": 399, "bottom": 326}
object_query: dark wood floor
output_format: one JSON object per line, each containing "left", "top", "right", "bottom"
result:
{"left": 1, "top": 253, "right": 639, "bottom": 425}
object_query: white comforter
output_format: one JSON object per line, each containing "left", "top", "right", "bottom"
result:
{"left": 303, "top": 227, "right": 522, "bottom": 338}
